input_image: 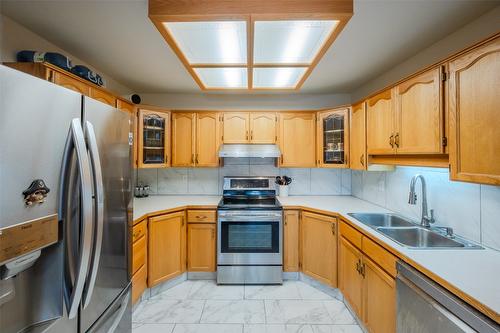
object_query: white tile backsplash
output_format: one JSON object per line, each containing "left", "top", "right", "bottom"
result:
{"left": 138, "top": 160, "right": 351, "bottom": 197}
{"left": 352, "top": 166, "right": 500, "bottom": 251}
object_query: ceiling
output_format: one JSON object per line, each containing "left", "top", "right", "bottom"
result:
{"left": 1, "top": 0, "right": 497, "bottom": 94}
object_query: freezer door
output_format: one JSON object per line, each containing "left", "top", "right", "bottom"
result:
{"left": 86, "top": 283, "right": 131, "bottom": 333}
{"left": 0, "top": 65, "right": 82, "bottom": 333}
{"left": 80, "top": 97, "right": 132, "bottom": 332}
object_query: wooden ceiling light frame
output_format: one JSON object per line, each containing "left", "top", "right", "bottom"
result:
{"left": 149, "top": 0, "right": 353, "bottom": 91}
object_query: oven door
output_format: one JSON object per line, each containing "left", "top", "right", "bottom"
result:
{"left": 217, "top": 211, "right": 282, "bottom": 265}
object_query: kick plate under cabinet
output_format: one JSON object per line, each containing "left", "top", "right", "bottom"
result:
{"left": 0, "top": 214, "right": 58, "bottom": 265}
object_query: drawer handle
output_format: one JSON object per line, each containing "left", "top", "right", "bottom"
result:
{"left": 196, "top": 215, "right": 207, "bottom": 219}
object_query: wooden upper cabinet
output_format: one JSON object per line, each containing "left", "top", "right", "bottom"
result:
{"left": 187, "top": 223, "right": 216, "bottom": 272}
{"left": 148, "top": 211, "right": 186, "bottom": 287}
{"left": 283, "top": 210, "right": 300, "bottom": 272}
{"left": 223, "top": 112, "right": 250, "bottom": 143}
{"left": 367, "top": 89, "right": 395, "bottom": 155}
{"left": 196, "top": 112, "right": 221, "bottom": 167}
{"left": 395, "top": 67, "right": 444, "bottom": 154}
{"left": 339, "top": 237, "right": 363, "bottom": 318}
{"left": 90, "top": 87, "right": 116, "bottom": 107}
{"left": 301, "top": 212, "right": 337, "bottom": 287}
{"left": 279, "top": 112, "right": 316, "bottom": 167}
{"left": 449, "top": 37, "right": 500, "bottom": 185}
{"left": 317, "top": 108, "right": 350, "bottom": 168}
{"left": 138, "top": 109, "right": 170, "bottom": 168}
{"left": 363, "top": 256, "right": 396, "bottom": 333}
{"left": 53, "top": 71, "right": 90, "bottom": 95}
{"left": 172, "top": 112, "right": 195, "bottom": 167}
{"left": 116, "top": 98, "right": 135, "bottom": 113}
{"left": 350, "top": 102, "right": 367, "bottom": 170}
{"left": 250, "top": 112, "right": 277, "bottom": 143}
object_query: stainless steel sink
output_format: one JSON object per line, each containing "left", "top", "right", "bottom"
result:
{"left": 347, "top": 213, "right": 416, "bottom": 228}
{"left": 377, "top": 227, "right": 482, "bottom": 249}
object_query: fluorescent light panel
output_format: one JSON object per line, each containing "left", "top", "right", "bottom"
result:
{"left": 163, "top": 21, "right": 247, "bottom": 64}
{"left": 194, "top": 68, "right": 248, "bottom": 88}
{"left": 253, "top": 67, "right": 307, "bottom": 88}
{"left": 253, "top": 20, "right": 338, "bottom": 64}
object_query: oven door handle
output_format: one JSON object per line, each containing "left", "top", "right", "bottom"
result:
{"left": 219, "top": 216, "right": 282, "bottom": 222}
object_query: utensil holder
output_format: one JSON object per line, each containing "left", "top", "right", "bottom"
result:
{"left": 279, "top": 185, "right": 289, "bottom": 197}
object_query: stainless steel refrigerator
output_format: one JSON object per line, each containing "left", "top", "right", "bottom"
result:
{"left": 0, "top": 65, "right": 132, "bottom": 333}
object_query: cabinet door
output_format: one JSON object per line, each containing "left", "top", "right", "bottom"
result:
{"left": 172, "top": 112, "right": 195, "bottom": 167}
{"left": 187, "top": 223, "right": 216, "bottom": 272}
{"left": 250, "top": 112, "right": 276, "bottom": 143}
{"left": 283, "top": 210, "right": 300, "bottom": 272}
{"left": 132, "top": 264, "right": 147, "bottom": 305}
{"left": 449, "top": 38, "right": 500, "bottom": 185}
{"left": 138, "top": 109, "right": 170, "bottom": 168}
{"left": 53, "top": 71, "right": 90, "bottom": 95}
{"left": 90, "top": 87, "right": 116, "bottom": 107}
{"left": 301, "top": 212, "right": 337, "bottom": 286}
{"left": 367, "top": 89, "right": 395, "bottom": 154}
{"left": 223, "top": 112, "right": 249, "bottom": 143}
{"left": 279, "top": 113, "right": 316, "bottom": 167}
{"left": 317, "top": 109, "right": 349, "bottom": 168}
{"left": 116, "top": 98, "right": 135, "bottom": 113}
{"left": 363, "top": 257, "right": 396, "bottom": 333}
{"left": 339, "top": 237, "right": 363, "bottom": 318}
{"left": 350, "top": 102, "right": 367, "bottom": 170}
{"left": 148, "top": 211, "right": 186, "bottom": 287}
{"left": 196, "top": 112, "right": 221, "bottom": 167}
{"left": 395, "top": 67, "right": 444, "bottom": 154}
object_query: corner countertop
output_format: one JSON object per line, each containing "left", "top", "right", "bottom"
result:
{"left": 133, "top": 195, "right": 500, "bottom": 323}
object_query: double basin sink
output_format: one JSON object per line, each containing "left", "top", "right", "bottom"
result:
{"left": 347, "top": 213, "right": 482, "bottom": 249}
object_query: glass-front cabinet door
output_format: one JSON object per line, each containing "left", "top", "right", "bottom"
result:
{"left": 317, "top": 108, "right": 349, "bottom": 168}
{"left": 138, "top": 109, "right": 170, "bottom": 168}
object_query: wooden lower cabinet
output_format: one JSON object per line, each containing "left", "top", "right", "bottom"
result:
{"left": 300, "top": 212, "right": 337, "bottom": 286}
{"left": 187, "top": 223, "right": 216, "bottom": 272}
{"left": 131, "top": 219, "right": 147, "bottom": 305}
{"left": 148, "top": 211, "right": 186, "bottom": 287}
{"left": 339, "top": 237, "right": 363, "bottom": 316}
{"left": 132, "top": 264, "right": 147, "bottom": 304}
{"left": 283, "top": 210, "right": 300, "bottom": 272}
{"left": 363, "top": 256, "right": 396, "bottom": 333}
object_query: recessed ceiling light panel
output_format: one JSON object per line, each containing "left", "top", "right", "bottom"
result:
{"left": 253, "top": 20, "right": 338, "bottom": 64}
{"left": 253, "top": 67, "right": 307, "bottom": 88}
{"left": 194, "top": 67, "right": 248, "bottom": 89}
{"left": 164, "top": 21, "right": 247, "bottom": 64}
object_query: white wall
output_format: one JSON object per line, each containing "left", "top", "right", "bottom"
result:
{"left": 138, "top": 158, "right": 352, "bottom": 196}
{"left": 138, "top": 93, "right": 351, "bottom": 111}
{"left": 0, "top": 14, "right": 132, "bottom": 95}
{"left": 351, "top": 5, "right": 500, "bottom": 102}
{"left": 352, "top": 167, "right": 500, "bottom": 252}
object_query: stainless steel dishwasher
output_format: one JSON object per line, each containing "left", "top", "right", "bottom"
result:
{"left": 396, "top": 262, "right": 500, "bottom": 333}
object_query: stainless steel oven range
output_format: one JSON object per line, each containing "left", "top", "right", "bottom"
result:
{"left": 217, "top": 176, "right": 283, "bottom": 284}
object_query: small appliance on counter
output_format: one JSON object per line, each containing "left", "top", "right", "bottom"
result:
{"left": 217, "top": 176, "right": 283, "bottom": 284}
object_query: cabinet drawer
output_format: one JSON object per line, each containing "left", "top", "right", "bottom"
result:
{"left": 90, "top": 87, "right": 116, "bottom": 106}
{"left": 132, "top": 220, "right": 147, "bottom": 243}
{"left": 362, "top": 236, "right": 397, "bottom": 277}
{"left": 187, "top": 210, "right": 216, "bottom": 223}
{"left": 340, "top": 220, "right": 362, "bottom": 249}
{"left": 132, "top": 264, "right": 147, "bottom": 305}
{"left": 132, "top": 235, "right": 147, "bottom": 275}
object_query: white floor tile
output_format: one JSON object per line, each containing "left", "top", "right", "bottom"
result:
{"left": 265, "top": 300, "right": 332, "bottom": 324}
{"left": 188, "top": 280, "right": 244, "bottom": 300}
{"left": 133, "top": 299, "right": 205, "bottom": 324}
{"left": 132, "top": 323, "right": 175, "bottom": 333}
{"left": 152, "top": 281, "right": 195, "bottom": 300}
{"left": 296, "top": 282, "right": 333, "bottom": 300}
{"left": 310, "top": 325, "right": 363, "bottom": 333}
{"left": 322, "top": 301, "right": 356, "bottom": 324}
{"left": 201, "top": 300, "right": 266, "bottom": 324}
{"left": 245, "top": 281, "right": 302, "bottom": 300}
{"left": 172, "top": 323, "right": 243, "bottom": 333}
{"left": 244, "top": 324, "right": 314, "bottom": 333}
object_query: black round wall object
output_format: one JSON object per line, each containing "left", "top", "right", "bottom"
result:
{"left": 131, "top": 94, "right": 141, "bottom": 104}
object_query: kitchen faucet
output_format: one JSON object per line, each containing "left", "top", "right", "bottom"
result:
{"left": 408, "top": 174, "right": 435, "bottom": 228}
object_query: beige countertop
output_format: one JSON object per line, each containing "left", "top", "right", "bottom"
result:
{"left": 133, "top": 194, "right": 500, "bottom": 322}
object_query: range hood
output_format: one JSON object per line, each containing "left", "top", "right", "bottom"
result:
{"left": 218, "top": 144, "right": 281, "bottom": 158}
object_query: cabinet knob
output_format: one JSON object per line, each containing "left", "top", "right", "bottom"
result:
{"left": 389, "top": 134, "right": 395, "bottom": 147}
{"left": 394, "top": 133, "right": 400, "bottom": 148}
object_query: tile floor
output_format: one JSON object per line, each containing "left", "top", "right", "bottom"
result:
{"left": 132, "top": 280, "right": 362, "bottom": 333}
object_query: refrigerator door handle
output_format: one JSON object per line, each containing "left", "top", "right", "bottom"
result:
{"left": 82, "top": 121, "right": 105, "bottom": 308}
{"left": 58, "top": 118, "right": 94, "bottom": 319}
{"left": 106, "top": 290, "right": 130, "bottom": 333}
